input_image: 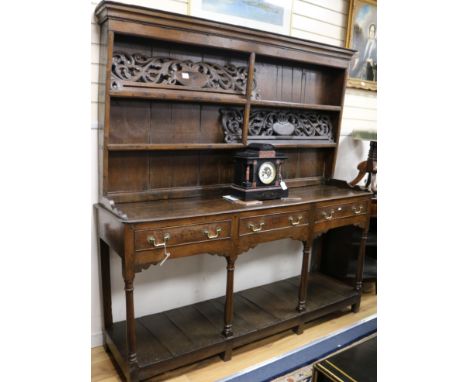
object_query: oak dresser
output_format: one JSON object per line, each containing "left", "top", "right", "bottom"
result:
{"left": 94, "top": 2, "right": 372, "bottom": 380}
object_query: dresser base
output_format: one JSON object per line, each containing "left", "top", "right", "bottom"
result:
{"left": 105, "top": 273, "right": 359, "bottom": 381}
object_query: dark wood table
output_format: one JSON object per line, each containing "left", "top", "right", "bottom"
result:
{"left": 313, "top": 334, "right": 377, "bottom": 382}
{"left": 96, "top": 183, "right": 372, "bottom": 381}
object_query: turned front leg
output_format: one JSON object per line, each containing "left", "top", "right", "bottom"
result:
{"left": 297, "top": 241, "right": 311, "bottom": 312}
{"left": 124, "top": 276, "right": 139, "bottom": 381}
{"left": 223, "top": 256, "right": 236, "bottom": 338}
{"left": 122, "top": 226, "right": 138, "bottom": 381}
{"left": 352, "top": 228, "right": 369, "bottom": 313}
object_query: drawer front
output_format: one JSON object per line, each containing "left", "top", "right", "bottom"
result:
{"left": 239, "top": 209, "right": 309, "bottom": 236}
{"left": 315, "top": 201, "right": 367, "bottom": 223}
{"left": 135, "top": 219, "right": 232, "bottom": 251}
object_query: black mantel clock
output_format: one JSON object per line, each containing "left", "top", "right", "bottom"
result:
{"left": 231, "top": 143, "right": 288, "bottom": 200}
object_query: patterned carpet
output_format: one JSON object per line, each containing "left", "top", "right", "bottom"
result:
{"left": 271, "top": 364, "right": 313, "bottom": 382}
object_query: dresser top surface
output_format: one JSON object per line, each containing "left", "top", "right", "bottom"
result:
{"left": 103, "top": 185, "right": 370, "bottom": 223}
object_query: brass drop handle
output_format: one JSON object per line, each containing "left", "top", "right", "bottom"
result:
{"left": 352, "top": 205, "right": 364, "bottom": 214}
{"left": 147, "top": 233, "right": 170, "bottom": 247}
{"left": 204, "top": 227, "right": 222, "bottom": 239}
{"left": 289, "top": 215, "right": 303, "bottom": 226}
{"left": 322, "top": 209, "right": 335, "bottom": 220}
{"left": 248, "top": 222, "right": 265, "bottom": 232}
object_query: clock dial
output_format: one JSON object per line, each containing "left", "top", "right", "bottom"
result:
{"left": 258, "top": 162, "right": 276, "bottom": 185}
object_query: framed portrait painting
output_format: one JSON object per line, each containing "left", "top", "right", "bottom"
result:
{"left": 190, "top": 0, "right": 292, "bottom": 36}
{"left": 346, "top": 0, "right": 377, "bottom": 91}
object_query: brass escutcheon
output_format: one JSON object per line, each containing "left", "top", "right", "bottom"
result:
{"left": 289, "top": 215, "right": 303, "bottom": 226}
{"left": 204, "top": 227, "right": 222, "bottom": 239}
{"left": 248, "top": 222, "right": 265, "bottom": 232}
{"left": 147, "top": 233, "right": 170, "bottom": 247}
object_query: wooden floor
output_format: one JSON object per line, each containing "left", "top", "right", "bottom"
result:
{"left": 92, "top": 288, "right": 376, "bottom": 382}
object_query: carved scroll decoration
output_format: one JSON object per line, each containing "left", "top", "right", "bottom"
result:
{"left": 220, "top": 108, "right": 244, "bottom": 143}
{"left": 111, "top": 52, "right": 259, "bottom": 96}
{"left": 220, "top": 109, "right": 334, "bottom": 143}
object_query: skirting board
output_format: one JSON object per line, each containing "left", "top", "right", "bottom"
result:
{"left": 218, "top": 314, "right": 377, "bottom": 382}
{"left": 91, "top": 332, "right": 104, "bottom": 348}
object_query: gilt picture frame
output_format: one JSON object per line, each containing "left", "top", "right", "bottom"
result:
{"left": 189, "top": 0, "right": 292, "bottom": 36}
{"left": 346, "top": 0, "right": 377, "bottom": 91}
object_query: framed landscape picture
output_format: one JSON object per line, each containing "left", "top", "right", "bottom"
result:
{"left": 190, "top": 0, "right": 292, "bottom": 35}
{"left": 346, "top": 0, "right": 377, "bottom": 91}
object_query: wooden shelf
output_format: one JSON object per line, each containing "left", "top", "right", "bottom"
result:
{"left": 106, "top": 273, "right": 358, "bottom": 376}
{"left": 110, "top": 87, "right": 247, "bottom": 106}
{"left": 250, "top": 99, "right": 342, "bottom": 111}
{"left": 109, "top": 90, "right": 341, "bottom": 111}
{"left": 107, "top": 143, "right": 245, "bottom": 151}
{"left": 259, "top": 142, "right": 337, "bottom": 148}
{"left": 107, "top": 143, "right": 336, "bottom": 151}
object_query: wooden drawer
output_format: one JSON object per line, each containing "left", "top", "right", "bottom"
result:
{"left": 239, "top": 209, "right": 309, "bottom": 237}
{"left": 315, "top": 201, "right": 367, "bottom": 223}
{"left": 135, "top": 219, "right": 232, "bottom": 251}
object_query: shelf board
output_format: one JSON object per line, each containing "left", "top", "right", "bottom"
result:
{"left": 264, "top": 142, "right": 337, "bottom": 148}
{"left": 106, "top": 273, "right": 358, "bottom": 376}
{"left": 107, "top": 142, "right": 336, "bottom": 151}
{"left": 107, "top": 143, "right": 245, "bottom": 151}
{"left": 250, "top": 99, "right": 342, "bottom": 111}
{"left": 110, "top": 87, "right": 247, "bottom": 105}
{"left": 109, "top": 90, "right": 341, "bottom": 110}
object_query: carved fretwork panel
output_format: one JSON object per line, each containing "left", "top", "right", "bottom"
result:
{"left": 111, "top": 52, "right": 259, "bottom": 96}
{"left": 220, "top": 108, "right": 335, "bottom": 143}
{"left": 220, "top": 108, "right": 244, "bottom": 143}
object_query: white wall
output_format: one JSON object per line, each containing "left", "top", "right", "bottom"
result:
{"left": 91, "top": 0, "right": 377, "bottom": 347}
